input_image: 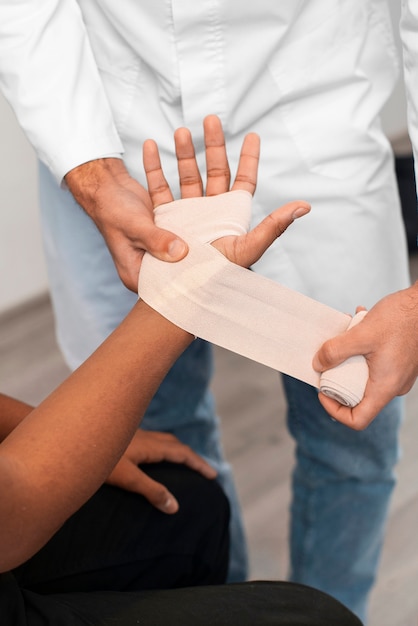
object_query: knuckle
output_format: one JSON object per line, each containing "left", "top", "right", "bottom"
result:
{"left": 319, "top": 341, "right": 340, "bottom": 367}
{"left": 162, "top": 432, "right": 178, "bottom": 442}
{"left": 234, "top": 172, "right": 256, "bottom": 188}
{"left": 149, "top": 181, "right": 169, "bottom": 196}
{"left": 179, "top": 174, "right": 202, "bottom": 187}
{"left": 207, "top": 166, "right": 231, "bottom": 179}
{"left": 267, "top": 213, "right": 287, "bottom": 238}
{"left": 178, "top": 444, "right": 193, "bottom": 459}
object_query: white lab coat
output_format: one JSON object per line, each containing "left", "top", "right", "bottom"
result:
{"left": 0, "top": 0, "right": 412, "bottom": 362}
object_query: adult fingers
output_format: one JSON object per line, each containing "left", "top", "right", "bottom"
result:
{"left": 143, "top": 139, "right": 174, "bottom": 207}
{"left": 107, "top": 457, "right": 180, "bottom": 514}
{"left": 313, "top": 325, "right": 369, "bottom": 372}
{"left": 216, "top": 200, "right": 310, "bottom": 267}
{"left": 174, "top": 126, "right": 204, "bottom": 198}
{"left": 231, "top": 132, "right": 260, "bottom": 195}
{"left": 128, "top": 430, "right": 217, "bottom": 480}
{"left": 247, "top": 200, "right": 310, "bottom": 257}
{"left": 131, "top": 220, "right": 188, "bottom": 264}
{"left": 203, "top": 115, "right": 231, "bottom": 196}
{"left": 317, "top": 385, "right": 392, "bottom": 431}
{"left": 160, "top": 442, "right": 218, "bottom": 479}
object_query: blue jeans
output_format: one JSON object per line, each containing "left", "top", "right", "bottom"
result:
{"left": 282, "top": 374, "right": 402, "bottom": 624}
{"left": 141, "top": 339, "right": 249, "bottom": 584}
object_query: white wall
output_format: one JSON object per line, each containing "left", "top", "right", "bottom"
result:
{"left": 0, "top": 1, "right": 410, "bottom": 315}
{"left": 0, "top": 95, "right": 48, "bottom": 313}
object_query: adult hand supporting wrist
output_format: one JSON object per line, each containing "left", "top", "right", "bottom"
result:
{"left": 64, "top": 157, "right": 128, "bottom": 221}
{"left": 63, "top": 157, "right": 187, "bottom": 292}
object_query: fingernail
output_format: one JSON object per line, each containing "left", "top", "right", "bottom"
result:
{"left": 161, "top": 495, "right": 179, "bottom": 513}
{"left": 162, "top": 496, "right": 173, "bottom": 510}
{"left": 292, "top": 205, "right": 310, "bottom": 219}
{"left": 168, "top": 239, "right": 187, "bottom": 259}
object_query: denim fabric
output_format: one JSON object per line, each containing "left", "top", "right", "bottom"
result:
{"left": 282, "top": 374, "right": 403, "bottom": 624}
{"left": 141, "top": 339, "right": 249, "bottom": 583}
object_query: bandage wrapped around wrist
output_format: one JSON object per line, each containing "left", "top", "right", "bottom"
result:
{"left": 138, "top": 190, "right": 368, "bottom": 407}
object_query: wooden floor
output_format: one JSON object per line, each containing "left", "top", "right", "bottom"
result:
{"left": 1, "top": 255, "right": 417, "bottom": 626}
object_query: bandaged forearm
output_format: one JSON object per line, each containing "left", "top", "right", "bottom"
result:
{"left": 138, "top": 191, "right": 368, "bottom": 407}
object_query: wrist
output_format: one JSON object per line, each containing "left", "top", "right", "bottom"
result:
{"left": 116, "top": 300, "right": 195, "bottom": 374}
{"left": 134, "top": 300, "right": 195, "bottom": 344}
{"left": 64, "top": 157, "right": 128, "bottom": 213}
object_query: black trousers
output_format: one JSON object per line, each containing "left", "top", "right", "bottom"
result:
{"left": 4, "top": 462, "right": 362, "bottom": 625}
{"left": 12, "top": 462, "right": 230, "bottom": 594}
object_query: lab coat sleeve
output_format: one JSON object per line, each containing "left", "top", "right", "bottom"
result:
{"left": 0, "top": 0, "right": 124, "bottom": 183}
{"left": 400, "top": 0, "right": 418, "bottom": 191}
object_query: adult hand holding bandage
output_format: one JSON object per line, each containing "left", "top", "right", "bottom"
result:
{"left": 139, "top": 115, "right": 369, "bottom": 413}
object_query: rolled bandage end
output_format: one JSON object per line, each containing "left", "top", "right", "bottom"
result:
{"left": 318, "top": 311, "right": 369, "bottom": 407}
{"left": 319, "top": 360, "right": 367, "bottom": 408}
{"left": 319, "top": 385, "right": 360, "bottom": 408}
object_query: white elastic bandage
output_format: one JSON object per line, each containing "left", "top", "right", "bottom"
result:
{"left": 138, "top": 190, "right": 368, "bottom": 407}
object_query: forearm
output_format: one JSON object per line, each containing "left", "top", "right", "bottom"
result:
{"left": 0, "top": 301, "right": 192, "bottom": 571}
{"left": 0, "top": 394, "right": 33, "bottom": 442}
{"left": 65, "top": 157, "right": 130, "bottom": 221}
